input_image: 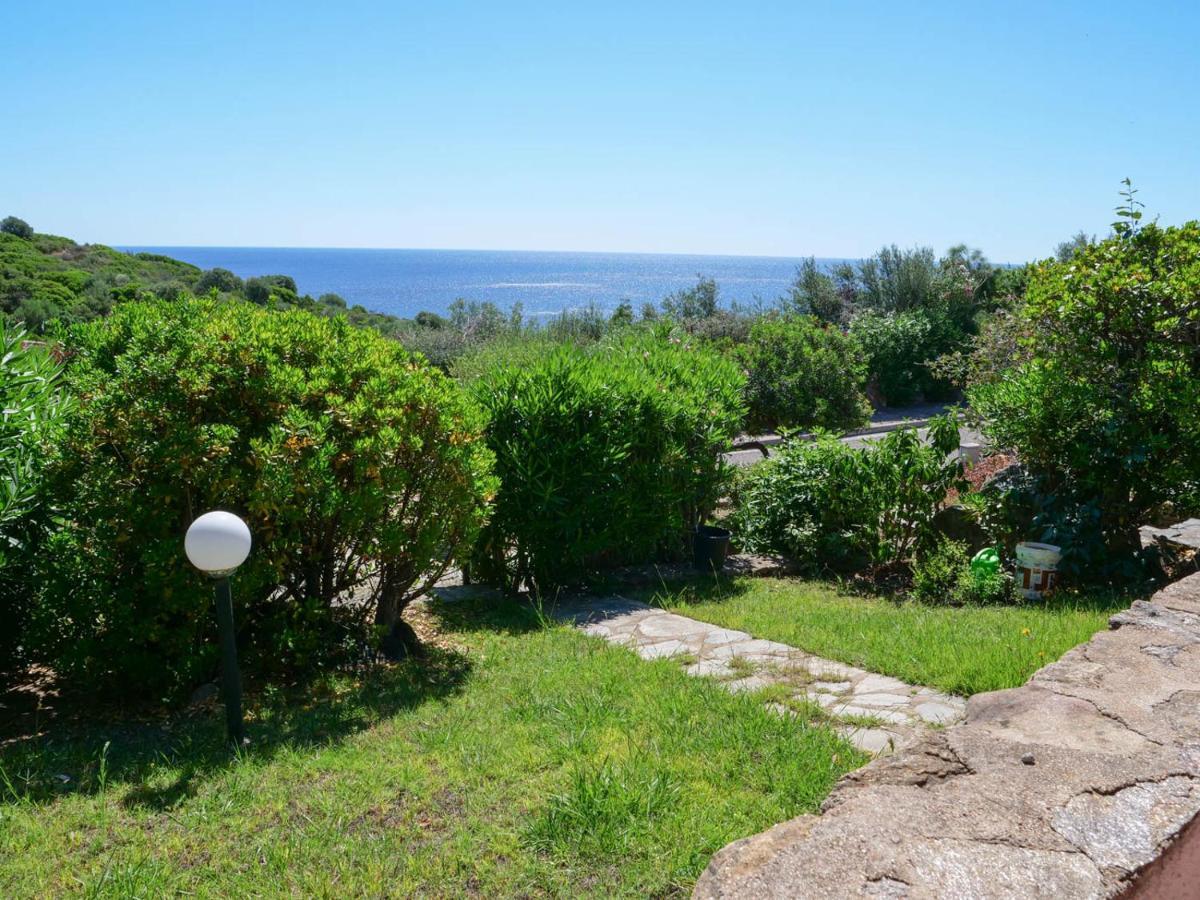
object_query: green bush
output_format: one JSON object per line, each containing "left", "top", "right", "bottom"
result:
{"left": 729, "top": 436, "right": 869, "bottom": 571}
{"left": 911, "top": 538, "right": 1013, "bottom": 605}
{"left": 450, "top": 331, "right": 587, "bottom": 384}
{"left": 731, "top": 416, "right": 965, "bottom": 573}
{"left": 955, "top": 565, "right": 1014, "bottom": 605}
{"left": 970, "top": 218, "right": 1200, "bottom": 579}
{"left": 850, "top": 308, "right": 961, "bottom": 406}
{"left": 738, "top": 315, "right": 871, "bottom": 433}
{"left": 911, "top": 537, "right": 969, "bottom": 603}
{"left": 0, "top": 325, "right": 70, "bottom": 667}
{"left": 467, "top": 328, "right": 744, "bottom": 591}
{"left": 781, "top": 258, "right": 845, "bottom": 323}
{"left": 678, "top": 309, "right": 755, "bottom": 351}
{"left": 28, "top": 298, "right": 495, "bottom": 698}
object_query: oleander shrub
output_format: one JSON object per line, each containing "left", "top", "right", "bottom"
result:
{"left": 731, "top": 416, "right": 965, "bottom": 573}
{"left": 0, "top": 326, "right": 70, "bottom": 668}
{"left": 738, "top": 314, "right": 871, "bottom": 433}
{"left": 467, "top": 328, "right": 744, "bottom": 591}
{"left": 970, "top": 216, "right": 1200, "bottom": 580}
{"left": 27, "top": 299, "right": 495, "bottom": 698}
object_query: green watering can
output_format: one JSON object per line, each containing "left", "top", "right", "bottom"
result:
{"left": 971, "top": 547, "right": 1001, "bottom": 576}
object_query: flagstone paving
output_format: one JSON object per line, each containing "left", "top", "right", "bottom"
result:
{"left": 551, "top": 595, "right": 967, "bottom": 755}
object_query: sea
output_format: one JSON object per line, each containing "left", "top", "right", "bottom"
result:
{"left": 120, "top": 246, "right": 846, "bottom": 322}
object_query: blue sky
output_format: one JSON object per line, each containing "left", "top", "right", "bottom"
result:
{"left": 3, "top": 1, "right": 1197, "bottom": 261}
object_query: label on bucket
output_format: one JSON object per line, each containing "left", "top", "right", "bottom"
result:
{"left": 1018, "top": 565, "right": 1057, "bottom": 598}
{"left": 1015, "top": 542, "right": 1061, "bottom": 599}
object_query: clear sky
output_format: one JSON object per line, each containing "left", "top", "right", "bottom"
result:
{"left": 3, "top": 1, "right": 1197, "bottom": 261}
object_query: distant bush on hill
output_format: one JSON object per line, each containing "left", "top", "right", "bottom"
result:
{"left": 195, "top": 266, "right": 243, "bottom": 294}
{"left": 1, "top": 216, "right": 34, "bottom": 240}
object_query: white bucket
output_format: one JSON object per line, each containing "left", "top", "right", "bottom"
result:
{"left": 1016, "top": 542, "right": 1062, "bottom": 599}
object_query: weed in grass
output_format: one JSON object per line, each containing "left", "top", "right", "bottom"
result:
{"left": 779, "top": 694, "right": 827, "bottom": 722}
{"left": 725, "top": 656, "right": 758, "bottom": 678}
{"left": 761, "top": 660, "right": 814, "bottom": 688}
{"left": 830, "top": 713, "right": 888, "bottom": 730}
{"left": 751, "top": 682, "right": 795, "bottom": 706}
{"left": 527, "top": 757, "right": 681, "bottom": 857}
{"left": 78, "top": 855, "right": 179, "bottom": 899}
{"left": 749, "top": 687, "right": 828, "bottom": 727}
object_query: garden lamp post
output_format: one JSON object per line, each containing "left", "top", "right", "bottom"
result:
{"left": 185, "top": 511, "right": 252, "bottom": 746}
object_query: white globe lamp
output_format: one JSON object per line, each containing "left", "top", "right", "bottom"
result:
{"left": 185, "top": 510, "right": 252, "bottom": 576}
{"left": 185, "top": 510, "right": 252, "bottom": 746}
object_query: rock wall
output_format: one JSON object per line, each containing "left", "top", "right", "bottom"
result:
{"left": 694, "top": 572, "right": 1200, "bottom": 899}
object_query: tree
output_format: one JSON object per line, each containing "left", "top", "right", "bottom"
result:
{"left": 781, "top": 258, "right": 843, "bottom": 323}
{"left": 855, "top": 246, "right": 938, "bottom": 312}
{"left": 448, "top": 298, "right": 507, "bottom": 340}
{"left": 1054, "top": 231, "right": 1095, "bottom": 263}
{"left": 662, "top": 276, "right": 718, "bottom": 319}
{"left": 245, "top": 274, "right": 298, "bottom": 305}
{"left": 1, "top": 217, "right": 34, "bottom": 240}
{"left": 609, "top": 300, "right": 634, "bottom": 327}
{"left": 195, "top": 267, "right": 244, "bottom": 294}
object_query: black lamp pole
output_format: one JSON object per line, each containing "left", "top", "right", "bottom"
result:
{"left": 213, "top": 575, "right": 245, "bottom": 746}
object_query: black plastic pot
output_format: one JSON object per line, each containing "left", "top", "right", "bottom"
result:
{"left": 693, "top": 524, "right": 732, "bottom": 572}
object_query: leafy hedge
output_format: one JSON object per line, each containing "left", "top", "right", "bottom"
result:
{"left": 0, "top": 326, "right": 70, "bottom": 668}
{"left": 737, "top": 314, "right": 871, "bottom": 433}
{"left": 731, "top": 416, "right": 964, "bottom": 573}
{"left": 466, "top": 328, "right": 745, "bottom": 591}
{"left": 25, "top": 299, "right": 495, "bottom": 697}
{"left": 850, "top": 308, "right": 961, "bottom": 406}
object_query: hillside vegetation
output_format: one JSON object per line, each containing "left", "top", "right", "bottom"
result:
{"left": 0, "top": 221, "right": 405, "bottom": 335}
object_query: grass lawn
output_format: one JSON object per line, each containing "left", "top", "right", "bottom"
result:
{"left": 639, "top": 577, "right": 1134, "bottom": 696}
{"left": 0, "top": 597, "right": 863, "bottom": 898}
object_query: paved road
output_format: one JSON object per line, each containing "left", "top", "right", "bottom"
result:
{"left": 725, "top": 424, "right": 984, "bottom": 467}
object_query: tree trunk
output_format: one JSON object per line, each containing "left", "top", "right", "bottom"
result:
{"left": 374, "top": 565, "right": 424, "bottom": 661}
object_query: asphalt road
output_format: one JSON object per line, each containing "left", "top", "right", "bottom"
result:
{"left": 724, "top": 425, "right": 985, "bottom": 467}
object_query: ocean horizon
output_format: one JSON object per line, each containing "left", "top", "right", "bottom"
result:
{"left": 121, "top": 246, "right": 852, "bottom": 321}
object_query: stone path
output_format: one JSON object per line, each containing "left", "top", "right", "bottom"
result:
{"left": 552, "top": 595, "right": 966, "bottom": 755}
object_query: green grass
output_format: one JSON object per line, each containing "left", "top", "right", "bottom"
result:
{"left": 640, "top": 577, "right": 1134, "bottom": 696}
{"left": 0, "top": 598, "right": 863, "bottom": 898}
